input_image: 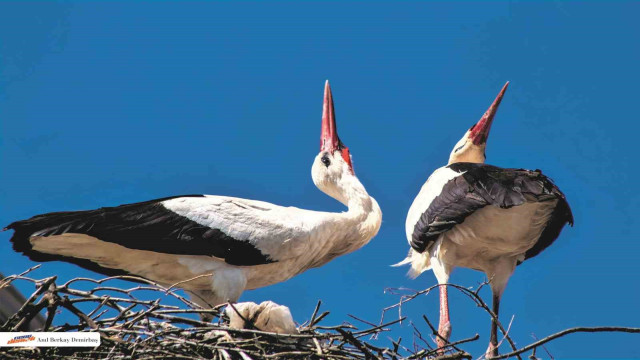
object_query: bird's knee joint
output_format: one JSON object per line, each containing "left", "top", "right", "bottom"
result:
{"left": 439, "top": 321, "right": 452, "bottom": 340}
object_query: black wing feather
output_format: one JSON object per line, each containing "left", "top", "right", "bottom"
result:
{"left": 411, "top": 163, "right": 573, "bottom": 262}
{"left": 6, "top": 195, "right": 275, "bottom": 270}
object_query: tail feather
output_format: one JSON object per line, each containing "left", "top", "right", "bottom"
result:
{"left": 391, "top": 249, "right": 430, "bottom": 279}
{"left": 6, "top": 208, "right": 101, "bottom": 261}
{"left": 391, "top": 255, "right": 413, "bottom": 267}
{"left": 5, "top": 194, "right": 200, "bottom": 263}
{"left": 4, "top": 206, "right": 154, "bottom": 278}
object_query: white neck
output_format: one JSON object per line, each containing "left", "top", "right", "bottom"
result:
{"left": 447, "top": 140, "right": 487, "bottom": 164}
{"left": 324, "top": 173, "right": 382, "bottom": 256}
{"left": 337, "top": 174, "right": 372, "bottom": 210}
{"left": 448, "top": 150, "right": 486, "bottom": 164}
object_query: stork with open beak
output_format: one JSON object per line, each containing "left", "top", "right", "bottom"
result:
{"left": 5, "top": 81, "right": 382, "bottom": 319}
{"left": 398, "top": 82, "right": 573, "bottom": 357}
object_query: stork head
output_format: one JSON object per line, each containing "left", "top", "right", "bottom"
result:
{"left": 312, "top": 80, "right": 356, "bottom": 205}
{"left": 448, "top": 82, "right": 509, "bottom": 165}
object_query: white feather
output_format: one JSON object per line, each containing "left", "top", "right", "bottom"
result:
{"left": 25, "top": 146, "right": 382, "bottom": 310}
{"left": 226, "top": 301, "right": 298, "bottom": 334}
{"left": 405, "top": 166, "right": 462, "bottom": 245}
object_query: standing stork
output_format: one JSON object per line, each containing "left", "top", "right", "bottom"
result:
{"left": 397, "top": 82, "right": 573, "bottom": 356}
{"left": 5, "top": 81, "right": 382, "bottom": 319}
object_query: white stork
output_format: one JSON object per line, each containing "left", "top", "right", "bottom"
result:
{"left": 397, "top": 82, "right": 573, "bottom": 356}
{"left": 5, "top": 81, "right": 382, "bottom": 320}
{"left": 226, "top": 301, "right": 298, "bottom": 334}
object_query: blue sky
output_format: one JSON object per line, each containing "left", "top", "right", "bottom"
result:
{"left": 1, "top": 1, "right": 639, "bottom": 357}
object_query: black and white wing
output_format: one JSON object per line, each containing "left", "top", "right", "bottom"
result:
{"left": 6, "top": 195, "right": 318, "bottom": 276}
{"left": 406, "top": 163, "right": 573, "bottom": 260}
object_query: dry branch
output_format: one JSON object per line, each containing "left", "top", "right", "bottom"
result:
{"left": 1, "top": 269, "right": 638, "bottom": 359}
{"left": 0, "top": 272, "right": 412, "bottom": 360}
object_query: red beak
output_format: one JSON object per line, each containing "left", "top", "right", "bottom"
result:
{"left": 319, "top": 80, "right": 353, "bottom": 172}
{"left": 469, "top": 81, "right": 509, "bottom": 145}
{"left": 320, "top": 80, "right": 343, "bottom": 152}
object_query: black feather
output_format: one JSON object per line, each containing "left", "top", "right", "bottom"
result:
{"left": 411, "top": 163, "right": 573, "bottom": 263}
{"left": 6, "top": 195, "right": 276, "bottom": 276}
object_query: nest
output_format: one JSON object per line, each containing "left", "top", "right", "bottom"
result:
{"left": 0, "top": 266, "right": 473, "bottom": 360}
{"left": 1, "top": 265, "right": 638, "bottom": 360}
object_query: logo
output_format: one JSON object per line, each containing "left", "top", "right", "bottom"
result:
{"left": 0, "top": 332, "right": 100, "bottom": 347}
{"left": 7, "top": 334, "right": 35, "bottom": 345}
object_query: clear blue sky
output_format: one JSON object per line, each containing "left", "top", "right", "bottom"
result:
{"left": 1, "top": 1, "right": 639, "bottom": 357}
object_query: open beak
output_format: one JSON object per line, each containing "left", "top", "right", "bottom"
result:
{"left": 320, "top": 80, "right": 343, "bottom": 152}
{"left": 469, "top": 81, "right": 509, "bottom": 145}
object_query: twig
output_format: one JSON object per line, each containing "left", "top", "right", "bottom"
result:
{"left": 165, "top": 273, "right": 213, "bottom": 293}
{"left": 3, "top": 267, "right": 639, "bottom": 360}
{"left": 490, "top": 326, "right": 640, "bottom": 359}
{"left": 422, "top": 315, "right": 463, "bottom": 353}
{"left": 493, "top": 315, "right": 515, "bottom": 353}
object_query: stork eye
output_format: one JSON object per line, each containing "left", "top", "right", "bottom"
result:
{"left": 321, "top": 154, "right": 331, "bottom": 167}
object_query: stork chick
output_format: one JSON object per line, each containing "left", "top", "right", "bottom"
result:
{"left": 226, "top": 301, "right": 298, "bottom": 334}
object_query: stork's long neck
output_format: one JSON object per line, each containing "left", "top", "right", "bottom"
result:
{"left": 342, "top": 175, "right": 377, "bottom": 216}
{"left": 330, "top": 173, "right": 382, "bottom": 254}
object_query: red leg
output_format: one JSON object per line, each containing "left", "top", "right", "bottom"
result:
{"left": 436, "top": 284, "right": 452, "bottom": 352}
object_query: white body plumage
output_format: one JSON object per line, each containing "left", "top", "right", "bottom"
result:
{"left": 8, "top": 81, "right": 382, "bottom": 313}
{"left": 402, "top": 166, "right": 557, "bottom": 296}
